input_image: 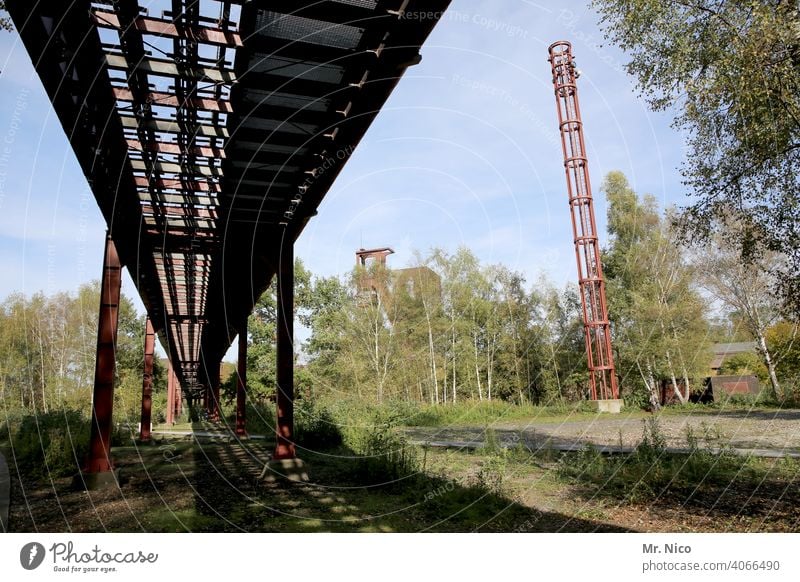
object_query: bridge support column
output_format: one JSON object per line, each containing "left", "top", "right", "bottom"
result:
{"left": 83, "top": 233, "right": 122, "bottom": 486}
{"left": 273, "top": 233, "right": 296, "bottom": 460}
{"left": 200, "top": 349, "right": 220, "bottom": 423}
{"left": 166, "top": 361, "right": 178, "bottom": 425}
{"left": 174, "top": 369, "right": 182, "bottom": 419}
{"left": 211, "top": 364, "right": 221, "bottom": 423}
{"left": 236, "top": 324, "right": 248, "bottom": 437}
{"left": 139, "top": 317, "right": 155, "bottom": 442}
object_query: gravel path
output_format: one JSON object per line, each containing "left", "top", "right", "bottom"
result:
{"left": 403, "top": 409, "right": 800, "bottom": 455}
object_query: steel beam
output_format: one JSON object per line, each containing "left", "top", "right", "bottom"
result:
{"left": 92, "top": 10, "right": 243, "bottom": 48}
{"left": 273, "top": 230, "right": 296, "bottom": 460}
{"left": 119, "top": 115, "right": 229, "bottom": 139}
{"left": 85, "top": 233, "right": 123, "bottom": 474}
{"left": 105, "top": 54, "right": 236, "bottom": 84}
{"left": 139, "top": 317, "right": 156, "bottom": 441}
{"left": 112, "top": 87, "right": 233, "bottom": 113}
{"left": 126, "top": 139, "right": 226, "bottom": 159}
{"left": 236, "top": 324, "right": 248, "bottom": 436}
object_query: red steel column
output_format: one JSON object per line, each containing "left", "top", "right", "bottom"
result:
{"left": 174, "top": 369, "right": 182, "bottom": 420}
{"left": 85, "top": 233, "right": 123, "bottom": 473}
{"left": 204, "top": 382, "right": 212, "bottom": 417}
{"left": 548, "top": 41, "right": 619, "bottom": 400}
{"left": 235, "top": 324, "right": 248, "bottom": 436}
{"left": 166, "top": 361, "right": 176, "bottom": 425}
{"left": 273, "top": 231, "right": 295, "bottom": 460}
{"left": 139, "top": 317, "right": 156, "bottom": 441}
{"left": 211, "top": 365, "right": 221, "bottom": 423}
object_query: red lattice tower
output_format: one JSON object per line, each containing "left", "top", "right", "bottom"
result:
{"left": 548, "top": 41, "right": 619, "bottom": 401}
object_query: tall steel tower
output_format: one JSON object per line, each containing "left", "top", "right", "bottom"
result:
{"left": 548, "top": 41, "right": 619, "bottom": 401}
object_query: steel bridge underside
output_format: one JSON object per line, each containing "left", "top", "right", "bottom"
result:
{"left": 8, "top": 0, "right": 449, "bottom": 397}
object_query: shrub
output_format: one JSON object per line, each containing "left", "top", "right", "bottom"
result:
{"left": 295, "top": 399, "right": 342, "bottom": 449}
{"left": 476, "top": 454, "right": 507, "bottom": 494}
{"left": 340, "top": 406, "right": 419, "bottom": 483}
{"left": 10, "top": 410, "right": 90, "bottom": 479}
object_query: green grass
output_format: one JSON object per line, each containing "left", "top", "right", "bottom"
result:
{"left": 555, "top": 417, "right": 800, "bottom": 505}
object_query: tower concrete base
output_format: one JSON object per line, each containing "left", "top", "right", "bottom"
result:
{"left": 594, "top": 399, "right": 623, "bottom": 414}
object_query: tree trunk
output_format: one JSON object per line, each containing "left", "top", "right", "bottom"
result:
{"left": 473, "top": 334, "right": 483, "bottom": 401}
{"left": 665, "top": 350, "right": 687, "bottom": 404}
{"left": 638, "top": 359, "right": 660, "bottom": 411}
{"left": 682, "top": 366, "right": 691, "bottom": 396}
{"left": 486, "top": 348, "right": 493, "bottom": 402}
{"left": 37, "top": 330, "right": 48, "bottom": 413}
{"left": 756, "top": 333, "right": 782, "bottom": 399}
{"left": 423, "top": 300, "right": 439, "bottom": 405}
{"left": 451, "top": 325, "right": 457, "bottom": 404}
{"left": 374, "top": 317, "right": 382, "bottom": 404}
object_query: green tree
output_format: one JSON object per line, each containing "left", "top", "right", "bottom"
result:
{"left": 0, "top": 283, "right": 159, "bottom": 417}
{"left": 602, "top": 171, "right": 711, "bottom": 407}
{"left": 533, "top": 280, "right": 592, "bottom": 402}
{"left": 593, "top": 0, "right": 800, "bottom": 311}
{"left": 718, "top": 352, "right": 769, "bottom": 383}
{"left": 238, "top": 259, "right": 312, "bottom": 404}
{"left": 766, "top": 321, "right": 800, "bottom": 395}
{"left": 690, "top": 218, "right": 785, "bottom": 399}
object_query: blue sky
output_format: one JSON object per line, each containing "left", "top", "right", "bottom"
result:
{"left": 0, "top": 0, "right": 687, "bottom": 357}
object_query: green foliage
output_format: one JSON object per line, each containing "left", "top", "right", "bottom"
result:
{"left": 294, "top": 398, "right": 342, "bottom": 449}
{"left": 690, "top": 218, "right": 784, "bottom": 398}
{"left": 718, "top": 352, "right": 769, "bottom": 382}
{"left": 303, "top": 247, "right": 593, "bottom": 407}
{"left": 480, "top": 427, "right": 503, "bottom": 454}
{"left": 767, "top": 321, "right": 800, "bottom": 398}
{"left": 593, "top": 0, "right": 800, "bottom": 311}
{"left": 4, "top": 410, "right": 89, "bottom": 479}
{"left": 331, "top": 404, "right": 419, "bottom": 483}
{"left": 0, "top": 409, "right": 137, "bottom": 480}
{"left": 0, "top": 283, "right": 162, "bottom": 418}
{"left": 558, "top": 416, "right": 761, "bottom": 503}
{"left": 602, "top": 171, "right": 712, "bottom": 406}
{"left": 636, "top": 417, "right": 666, "bottom": 464}
{"left": 476, "top": 454, "right": 507, "bottom": 495}
{"left": 235, "top": 259, "right": 313, "bottom": 404}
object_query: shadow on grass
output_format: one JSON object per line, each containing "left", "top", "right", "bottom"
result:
{"left": 3, "top": 435, "right": 631, "bottom": 532}
{"left": 184, "top": 439, "right": 632, "bottom": 532}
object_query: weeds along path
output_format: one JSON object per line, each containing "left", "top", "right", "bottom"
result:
{"left": 402, "top": 409, "right": 800, "bottom": 456}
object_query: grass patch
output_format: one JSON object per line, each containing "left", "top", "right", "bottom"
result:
{"left": 317, "top": 398, "right": 605, "bottom": 429}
